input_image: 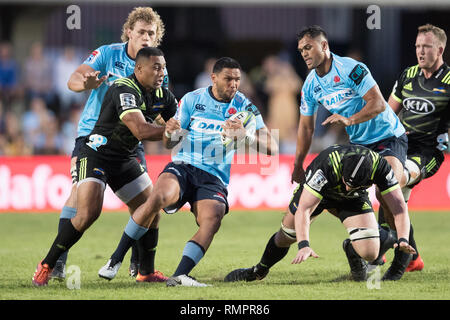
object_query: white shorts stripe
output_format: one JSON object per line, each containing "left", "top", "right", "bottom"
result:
{"left": 115, "top": 173, "right": 152, "bottom": 204}
{"left": 77, "top": 177, "right": 106, "bottom": 191}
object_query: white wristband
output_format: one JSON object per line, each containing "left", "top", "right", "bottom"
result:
{"left": 164, "top": 131, "right": 172, "bottom": 139}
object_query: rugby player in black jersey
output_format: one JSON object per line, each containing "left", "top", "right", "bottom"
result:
{"left": 380, "top": 24, "right": 449, "bottom": 276}
{"left": 224, "top": 144, "right": 416, "bottom": 283}
{"left": 32, "top": 47, "right": 178, "bottom": 286}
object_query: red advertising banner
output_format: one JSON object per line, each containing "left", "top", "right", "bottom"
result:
{"left": 0, "top": 154, "right": 449, "bottom": 212}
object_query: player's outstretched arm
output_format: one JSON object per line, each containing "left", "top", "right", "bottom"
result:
{"left": 68, "top": 64, "right": 107, "bottom": 92}
{"left": 322, "top": 85, "right": 386, "bottom": 127}
{"left": 291, "top": 188, "right": 321, "bottom": 264}
{"left": 350, "top": 85, "right": 386, "bottom": 125}
{"left": 381, "top": 187, "right": 417, "bottom": 254}
{"left": 121, "top": 111, "right": 165, "bottom": 141}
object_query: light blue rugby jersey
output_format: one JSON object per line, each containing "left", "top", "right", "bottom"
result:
{"left": 77, "top": 42, "right": 169, "bottom": 137}
{"left": 300, "top": 52, "right": 404, "bottom": 145}
{"left": 173, "top": 87, "right": 265, "bottom": 186}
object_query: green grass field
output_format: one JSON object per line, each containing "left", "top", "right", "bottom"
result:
{"left": 1, "top": 210, "right": 449, "bottom": 300}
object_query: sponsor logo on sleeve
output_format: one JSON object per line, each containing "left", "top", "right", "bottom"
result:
{"left": 245, "top": 103, "right": 261, "bottom": 116}
{"left": 349, "top": 64, "right": 368, "bottom": 85}
{"left": 300, "top": 95, "right": 308, "bottom": 113}
{"left": 119, "top": 93, "right": 137, "bottom": 110}
{"left": 86, "top": 50, "right": 100, "bottom": 63}
{"left": 308, "top": 169, "right": 328, "bottom": 191}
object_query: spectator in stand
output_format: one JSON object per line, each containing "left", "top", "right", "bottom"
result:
{"left": 33, "top": 117, "right": 63, "bottom": 155}
{"left": 264, "top": 56, "right": 303, "bottom": 154}
{"left": 2, "top": 111, "right": 32, "bottom": 156}
{"left": 194, "top": 57, "right": 217, "bottom": 89}
{"left": 60, "top": 107, "right": 81, "bottom": 156}
{"left": 0, "top": 42, "right": 21, "bottom": 105}
{"left": 23, "top": 42, "right": 55, "bottom": 107}
{"left": 54, "top": 46, "right": 86, "bottom": 115}
{"left": 22, "top": 97, "right": 53, "bottom": 150}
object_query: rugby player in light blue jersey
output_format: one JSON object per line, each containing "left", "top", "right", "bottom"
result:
{"left": 51, "top": 7, "right": 169, "bottom": 282}
{"left": 105, "top": 57, "right": 278, "bottom": 287}
{"left": 223, "top": 26, "right": 412, "bottom": 284}
{"left": 293, "top": 26, "right": 412, "bottom": 281}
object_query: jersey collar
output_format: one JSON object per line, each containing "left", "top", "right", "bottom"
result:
{"left": 315, "top": 52, "right": 335, "bottom": 78}
{"left": 124, "top": 42, "right": 135, "bottom": 61}
{"left": 419, "top": 62, "right": 447, "bottom": 79}
{"left": 131, "top": 73, "right": 148, "bottom": 94}
{"left": 208, "top": 86, "right": 233, "bottom": 103}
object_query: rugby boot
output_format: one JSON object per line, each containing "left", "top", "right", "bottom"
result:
{"left": 136, "top": 270, "right": 168, "bottom": 283}
{"left": 406, "top": 254, "right": 424, "bottom": 272}
{"left": 98, "top": 259, "right": 122, "bottom": 280}
{"left": 129, "top": 261, "right": 139, "bottom": 278}
{"left": 369, "top": 226, "right": 397, "bottom": 269}
{"left": 224, "top": 264, "right": 269, "bottom": 282}
{"left": 32, "top": 261, "right": 53, "bottom": 287}
{"left": 382, "top": 247, "right": 412, "bottom": 281}
{"left": 166, "top": 274, "right": 210, "bottom": 287}
{"left": 50, "top": 260, "right": 66, "bottom": 281}
{"left": 343, "top": 238, "right": 368, "bottom": 281}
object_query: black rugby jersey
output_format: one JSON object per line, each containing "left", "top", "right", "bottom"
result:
{"left": 304, "top": 145, "right": 399, "bottom": 201}
{"left": 391, "top": 63, "right": 450, "bottom": 147}
{"left": 86, "top": 74, "right": 178, "bottom": 158}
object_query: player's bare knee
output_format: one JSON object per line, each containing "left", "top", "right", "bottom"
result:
{"left": 72, "top": 209, "right": 100, "bottom": 232}
{"left": 150, "top": 191, "right": 172, "bottom": 210}
{"left": 359, "top": 248, "right": 378, "bottom": 263}
{"left": 347, "top": 227, "right": 379, "bottom": 261}
{"left": 201, "top": 213, "right": 222, "bottom": 232}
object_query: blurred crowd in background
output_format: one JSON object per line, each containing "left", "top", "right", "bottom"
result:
{"left": 2, "top": 4, "right": 446, "bottom": 157}
{"left": 0, "top": 42, "right": 87, "bottom": 156}
{"left": 0, "top": 40, "right": 348, "bottom": 157}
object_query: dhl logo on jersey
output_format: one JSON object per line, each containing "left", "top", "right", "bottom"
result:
{"left": 190, "top": 117, "right": 224, "bottom": 133}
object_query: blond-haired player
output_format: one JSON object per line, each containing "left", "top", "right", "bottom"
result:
{"left": 51, "top": 7, "right": 168, "bottom": 282}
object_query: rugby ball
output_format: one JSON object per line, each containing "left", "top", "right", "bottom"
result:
{"left": 222, "top": 111, "right": 256, "bottom": 148}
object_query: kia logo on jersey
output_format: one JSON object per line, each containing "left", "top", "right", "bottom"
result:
{"left": 403, "top": 97, "right": 436, "bottom": 114}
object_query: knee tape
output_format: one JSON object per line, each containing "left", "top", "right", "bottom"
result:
{"left": 347, "top": 227, "right": 379, "bottom": 241}
{"left": 401, "top": 186, "right": 412, "bottom": 202}
{"left": 404, "top": 159, "right": 421, "bottom": 186}
{"left": 280, "top": 222, "right": 296, "bottom": 240}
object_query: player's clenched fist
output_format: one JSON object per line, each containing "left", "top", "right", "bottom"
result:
{"left": 165, "top": 117, "right": 181, "bottom": 135}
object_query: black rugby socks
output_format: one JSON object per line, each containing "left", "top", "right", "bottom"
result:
{"left": 43, "top": 219, "right": 83, "bottom": 268}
